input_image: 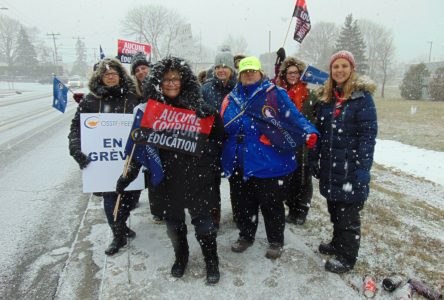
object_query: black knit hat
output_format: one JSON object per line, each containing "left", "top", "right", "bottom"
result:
{"left": 131, "top": 52, "right": 150, "bottom": 75}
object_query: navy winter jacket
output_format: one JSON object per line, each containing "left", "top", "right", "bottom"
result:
{"left": 312, "top": 77, "right": 378, "bottom": 203}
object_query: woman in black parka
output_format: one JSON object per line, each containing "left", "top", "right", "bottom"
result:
{"left": 68, "top": 58, "right": 141, "bottom": 256}
{"left": 117, "top": 57, "right": 223, "bottom": 284}
{"left": 310, "top": 51, "right": 377, "bottom": 274}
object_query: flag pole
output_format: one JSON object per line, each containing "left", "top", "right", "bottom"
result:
{"left": 282, "top": 16, "right": 293, "bottom": 48}
{"left": 113, "top": 144, "right": 136, "bottom": 222}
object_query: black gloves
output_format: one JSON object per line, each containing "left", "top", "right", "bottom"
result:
{"left": 276, "top": 47, "right": 286, "bottom": 65}
{"left": 115, "top": 160, "right": 142, "bottom": 194}
{"left": 72, "top": 150, "right": 91, "bottom": 169}
{"left": 116, "top": 175, "right": 133, "bottom": 194}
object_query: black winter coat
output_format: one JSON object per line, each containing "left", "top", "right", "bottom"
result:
{"left": 68, "top": 58, "right": 140, "bottom": 160}
{"left": 142, "top": 57, "right": 224, "bottom": 219}
{"left": 201, "top": 74, "right": 237, "bottom": 110}
{"left": 312, "top": 77, "right": 378, "bottom": 203}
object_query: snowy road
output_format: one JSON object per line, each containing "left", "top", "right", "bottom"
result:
{"left": 0, "top": 89, "right": 90, "bottom": 299}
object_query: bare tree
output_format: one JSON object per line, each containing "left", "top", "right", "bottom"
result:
{"left": 0, "top": 15, "right": 21, "bottom": 66}
{"left": 121, "top": 4, "right": 198, "bottom": 62}
{"left": 222, "top": 35, "right": 248, "bottom": 55}
{"left": 359, "top": 20, "right": 395, "bottom": 97}
{"left": 297, "top": 22, "right": 338, "bottom": 70}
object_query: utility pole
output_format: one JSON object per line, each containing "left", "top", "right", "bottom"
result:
{"left": 428, "top": 41, "right": 433, "bottom": 63}
{"left": 47, "top": 32, "right": 61, "bottom": 66}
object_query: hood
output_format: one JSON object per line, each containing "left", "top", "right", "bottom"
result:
{"left": 88, "top": 58, "right": 136, "bottom": 97}
{"left": 142, "top": 56, "right": 216, "bottom": 116}
{"left": 315, "top": 75, "right": 377, "bottom": 100}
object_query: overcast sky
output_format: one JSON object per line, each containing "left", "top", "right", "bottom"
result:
{"left": 2, "top": 0, "right": 444, "bottom": 64}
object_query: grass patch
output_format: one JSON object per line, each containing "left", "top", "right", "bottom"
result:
{"left": 374, "top": 98, "right": 444, "bottom": 151}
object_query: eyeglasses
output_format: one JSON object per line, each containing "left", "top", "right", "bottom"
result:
{"left": 104, "top": 72, "right": 119, "bottom": 78}
{"left": 287, "top": 71, "right": 300, "bottom": 76}
{"left": 162, "top": 78, "right": 181, "bottom": 85}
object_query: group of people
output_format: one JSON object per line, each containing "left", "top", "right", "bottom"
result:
{"left": 69, "top": 45, "right": 377, "bottom": 284}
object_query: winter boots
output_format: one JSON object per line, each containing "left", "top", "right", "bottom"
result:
{"left": 325, "top": 255, "right": 354, "bottom": 274}
{"left": 285, "top": 214, "right": 307, "bottom": 225}
{"left": 319, "top": 241, "right": 337, "bottom": 255}
{"left": 168, "top": 227, "right": 189, "bottom": 278}
{"left": 197, "top": 232, "right": 220, "bottom": 285}
{"left": 105, "top": 224, "right": 127, "bottom": 256}
{"left": 231, "top": 237, "right": 254, "bottom": 253}
{"left": 265, "top": 243, "right": 283, "bottom": 259}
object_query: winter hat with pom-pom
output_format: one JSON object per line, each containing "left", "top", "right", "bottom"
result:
{"left": 214, "top": 46, "right": 234, "bottom": 71}
{"left": 131, "top": 52, "right": 150, "bottom": 75}
{"left": 329, "top": 50, "right": 355, "bottom": 70}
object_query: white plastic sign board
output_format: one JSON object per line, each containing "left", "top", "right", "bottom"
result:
{"left": 80, "top": 113, "right": 144, "bottom": 193}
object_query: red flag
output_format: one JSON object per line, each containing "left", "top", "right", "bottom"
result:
{"left": 293, "top": 0, "right": 311, "bottom": 43}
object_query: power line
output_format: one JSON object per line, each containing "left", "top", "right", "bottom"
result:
{"left": 47, "top": 32, "right": 61, "bottom": 65}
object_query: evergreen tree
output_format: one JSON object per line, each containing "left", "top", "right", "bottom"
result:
{"left": 400, "top": 63, "right": 430, "bottom": 100}
{"left": 335, "top": 14, "right": 368, "bottom": 74}
{"left": 429, "top": 66, "right": 444, "bottom": 101}
{"left": 14, "top": 26, "right": 39, "bottom": 67}
{"left": 71, "top": 38, "right": 88, "bottom": 77}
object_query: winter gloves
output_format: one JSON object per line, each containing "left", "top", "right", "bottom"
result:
{"left": 73, "top": 93, "right": 84, "bottom": 103}
{"left": 195, "top": 102, "right": 218, "bottom": 118}
{"left": 116, "top": 160, "right": 142, "bottom": 194}
{"left": 72, "top": 150, "right": 91, "bottom": 169}
{"left": 305, "top": 133, "right": 318, "bottom": 149}
{"left": 276, "top": 47, "right": 286, "bottom": 65}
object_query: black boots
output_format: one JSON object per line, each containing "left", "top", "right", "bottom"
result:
{"left": 197, "top": 232, "right": 220, "bottom": 284}
{"left": 168, "top": 227, "right": 189, "bottom": 278}
{"left": 319, "top": 241, "right": 337, "bottom": 255}
{"left": 325, "top": 255, "right": 354, "bottom": 274}
{"left": 105, "top": 224, "right": 127, "bottom": 256}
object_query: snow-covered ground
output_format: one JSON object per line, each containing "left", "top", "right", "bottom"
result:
{"left": 0, "top": 82, "right": 442, "bottom": 299}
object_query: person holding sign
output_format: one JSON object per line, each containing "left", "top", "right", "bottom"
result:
{"left": 68, "top": 58, "right": 141, "bottom": 256}
{"left": 274, "top": 51, "right": 320, "bottom": 226}
{"left": 220, "top": 56, "right": 318, "bottom": 260}
{"left": 310, "top": 50, "right": 377, "bottom": 273}
{"left": 118, "top": 57, "right": 224, "bottom": 284}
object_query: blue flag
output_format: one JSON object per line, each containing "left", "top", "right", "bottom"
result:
{"left": 125, "top": 108, "right": 164, "bottom": 186}
{"left": 99, "top": 45, "right": 105, "bottom": 60}
{"left": 52, "top": 77, "right": 68, "bottom": 113}
{"left": 239, "top": 84, "right": 318, "bottom": 153}
{"left": 300, "top": 65, "right": 329, "bottom": 85}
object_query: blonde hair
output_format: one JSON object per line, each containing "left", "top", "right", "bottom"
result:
{"left": 320, "top": 71, "right": 358, "bottom": 103}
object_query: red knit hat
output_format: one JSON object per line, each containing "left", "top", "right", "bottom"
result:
{"left": 329, "top": 50, "right": 355, "bottom": 70}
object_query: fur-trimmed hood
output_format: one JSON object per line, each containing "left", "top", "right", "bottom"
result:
{"left": 278, "top": 57, "right": 306, "bottom": 78}
{"left": 142, "top": 56, "right": 216, "bottom": 116}
{"left": 315, "top": 75, "right": 377, "bottom": 101}
{"left": 88, "top": 58, "right": 136, "bottom": 98}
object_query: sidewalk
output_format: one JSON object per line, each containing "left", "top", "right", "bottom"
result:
{"left": 55, "top": 181, "right": 362, "bottom": 300}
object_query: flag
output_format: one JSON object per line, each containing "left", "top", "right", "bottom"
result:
{"left": 300, "top": 65, "right": 329, "bottom": 85}
{"left": 236, "top": 84, "right": 318, "bottom": 153}
{"left": 52, "top": 77, "right": 68, "bottom": 113}
{"left": 125, "top": 108, "right": 164, "bottom": 186}
{"left": 99, "top": 45, "right": 105, "bottom": 60}
{"left": 293, "top": 0, "right": 311, "bottom": 43}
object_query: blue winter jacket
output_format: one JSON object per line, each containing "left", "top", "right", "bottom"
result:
{"left": 222, "top": 79, "right": 317, "bottom": 180}
{"left": 312, "top": 77, "right": 378, "bottom": 203}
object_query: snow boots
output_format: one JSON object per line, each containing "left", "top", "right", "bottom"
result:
{"left": 168, "top": 227, "right": 189, "bottom": 278}
{"left": 197, "top": 232, "right": 220, "bottom": 284}
{"left": 105, "top": 224, "right": 127, "bottom": 256}
{"left": 231, "top": 237, "right": 253, "bottom": 253}
{"left": 325, "top": 255, "right": 354, "bottom": 274}
{"left": 319, "top": 241, "right": 337, "bottom": 255}
{"left": 265, "top": 243, "right": 283, "bottom": 259}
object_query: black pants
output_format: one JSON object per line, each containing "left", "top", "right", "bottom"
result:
{"left": 166, "top": 212, "right": 216, "bottom": 237}
{"left": 327, "top": 201, "right": 364, "bottom": 265}
{"left": 285, "top": 165, "right": 313, "bottom": 217}
{"left": 103, "top": 191, "right": 141, "bottom": 227}
{"left": 229, "top": 169, "right": 286, "bottom": 245}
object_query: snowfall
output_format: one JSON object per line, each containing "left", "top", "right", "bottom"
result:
{"left": 0, "top": 82, "right": 442, "bottom": 299}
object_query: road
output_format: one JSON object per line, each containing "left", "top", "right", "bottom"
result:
{"left": 0, "top": 89, "right": 93, "bottom": 299}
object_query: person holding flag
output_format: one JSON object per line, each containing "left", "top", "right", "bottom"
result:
{"left": 116, "top": 57, "right": 224, "bottom": 284}
{"left": 220, "top": 56, "right": 318, "bottom": 260}
{"left": 273, "top": 49, "right": 320, "bottom": 226}
{"left": 310, "top": 50, "right": 378, "bottom": 273}
{"left": 68, "top": 58, "right": 142, "bottom": 256}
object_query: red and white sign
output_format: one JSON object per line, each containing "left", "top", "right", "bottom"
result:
{"left": 117, "top": 39, "right": 151, "bottom": 64}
